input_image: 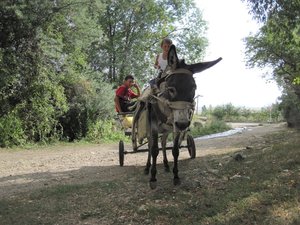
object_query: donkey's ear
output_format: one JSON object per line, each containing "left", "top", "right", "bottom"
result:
{"left": 187, "top": 57, "right": 223, "bottom": 74}
{"left": 168, "top": 44, "right": 179, "bottom": 70}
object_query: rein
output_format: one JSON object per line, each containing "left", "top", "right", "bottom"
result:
{"left": 150, "top": 94, "right": 195, "bottom": 110}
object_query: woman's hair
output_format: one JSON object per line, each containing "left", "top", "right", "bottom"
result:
{"left": 160, "top": 38, "right": 172, "bottom": 47}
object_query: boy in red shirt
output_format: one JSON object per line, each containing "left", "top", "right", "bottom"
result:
{"left": 115, "top": 75, "right": 141, "bottom": 113}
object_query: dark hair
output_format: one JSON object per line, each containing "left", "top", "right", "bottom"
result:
{"left": 124, "top": 75, "right": 134, "bottom": 81}
{"left": 160, "top": 38, "right": 172, "bottom": 47}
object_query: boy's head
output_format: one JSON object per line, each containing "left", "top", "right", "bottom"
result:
{"left": 161, "top": 38, "right": 172, "bottom": 53}
{"left": 124, "top": 75, "right": 135, "bottom": 87}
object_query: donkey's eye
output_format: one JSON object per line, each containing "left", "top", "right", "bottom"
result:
{"left": 168, "top": 87, "right": 176, "bottom": 97}
{"left": 168, "top": 87, "right": 175, "bottom": 93}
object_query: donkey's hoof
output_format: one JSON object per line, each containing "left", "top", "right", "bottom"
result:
{"left": 173, "top": 177, "right": 181, "bottom": 186}
{"left": 144, "top": 168, "right": 150, "bottom": 175}
{"left": 149, "top": 181, "right": 157, "bottom": 189}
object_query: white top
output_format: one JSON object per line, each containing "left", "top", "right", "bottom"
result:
{"left": 158, "top": 53, "right": 168, "bottom": 71}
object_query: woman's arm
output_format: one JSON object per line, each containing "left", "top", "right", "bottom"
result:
{"left": 154, "top": 54, "right": 160, "bottom": 69}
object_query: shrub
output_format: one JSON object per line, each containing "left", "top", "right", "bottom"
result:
{"left": 86, "top": 119, "right": 126, "bottom": 143}
{"left": 201, "top": 103, "right": 282, "bottom": 123}
{"left": 190, "top": 118, "right": 231, "bottom": 137}
{"left": 279, "top": 91, "right": 300, "bottom": 128}
{"left": 0, "top": 111, "right": 26, "bottom": 147}
{"left": 60, "top": 72, "right": 115, "bottom": 141}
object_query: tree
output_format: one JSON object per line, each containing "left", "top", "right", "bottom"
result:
{"left": 0, "top": 0, "right": 209, "bottom": 146}
{"left": 0, "top": 0, "right": 113, "bottom": 145}
{"left": 90, "top": 0, "right": 208, "bottom": 84}
{"left": 242, "top": 0, "right": 300, "bottom": 126}
{"left": 0, "top": 0, "right": 70, "bottom": 142}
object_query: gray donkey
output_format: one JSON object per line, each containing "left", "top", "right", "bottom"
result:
{"left": 134, "top": 45, "right": 222, "bottom": 189}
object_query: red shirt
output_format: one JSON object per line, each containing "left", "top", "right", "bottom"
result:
{"left": 115, "top": 85, "right": 139, "bottom": 101}
{"left": 115, "top": 85, "right": 139, "bottom": 112}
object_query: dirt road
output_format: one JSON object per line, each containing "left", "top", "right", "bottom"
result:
{"left": 0, "top": 123, "right": 286, "bottom": 197}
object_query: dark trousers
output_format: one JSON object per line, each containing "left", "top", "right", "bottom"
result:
{"left": 119, "top": 99, "right": 135, "bottom": 112}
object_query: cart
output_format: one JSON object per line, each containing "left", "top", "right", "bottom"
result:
{"left": 116, "top": 111, "right": 196, "bottom": 166}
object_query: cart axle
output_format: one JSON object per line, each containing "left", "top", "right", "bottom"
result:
{"left": 124, "top": 145, "right": 188, "bottom": 154}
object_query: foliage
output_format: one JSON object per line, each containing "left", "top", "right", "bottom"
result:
{"left": 293, "top": 76, "right": 300, "bottom": 85}
{"left": 190, "top": 117, "right": 231, "bottom": 137}
{"left": 58, "top": 71, "right": 115, "bottom": 141}
{"left": 0, "top": 0, "right": 72, "bottom": 143}
{"left": 0, "top": 0, "right": 208, "bottom": 147}
{"left": 86, "top": 119, "right": 127, "bottom": 143}
{"left": 278, "top": 89, "right": 300, "bottom": 128}
{"left": 211, "top": 103, "right": 239, "bottom": 121}
{"left": 0, "top": 110, "right": 26, "bottom": 147}
{"left": 200, "top": 103, "right": 282, "bottom": 123}
{"left": 242, "top": 0, "right": 300, "bottom": 127}
{"left": 91, "top": 0, "right": 208, "bottom": 84}
{"left": 173, "top": 4, "right": 208, "bottom": 64}
{"left": 0, "top": 0, "right": 111, "bottom": 146}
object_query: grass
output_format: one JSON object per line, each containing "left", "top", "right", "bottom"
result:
{"left": 190, "top": 117, "right": 232, "bottom": 138}
{"left": 0, "top": 129, "right": 299, "bottom": 225}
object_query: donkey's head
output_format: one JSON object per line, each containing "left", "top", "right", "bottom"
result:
{"left": 161, "top": 45, "right": 222, "bottom": 131}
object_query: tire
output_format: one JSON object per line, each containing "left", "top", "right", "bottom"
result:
{"left": 187, "top": 134, "right": 196, "bottom": 159}
{"left": 119, "top": 140, "right": 125, "bottom": 166}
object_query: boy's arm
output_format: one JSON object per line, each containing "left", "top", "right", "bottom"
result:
{"left": 132, "top": 83, "right": 140, "bottom": 97}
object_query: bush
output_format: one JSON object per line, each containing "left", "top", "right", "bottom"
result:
{"left": 86, "top": 119, "right": 126, "bottom": 143}
{"left": 59, "top": 72, "right": 115, "bottom": 141}
{"left": 0, "top": 111, "right": 26, "bottom": 147}
{"left": 279, "top": 91, "right": 300, "bottom": 128}
{"left": 201, "top": 103, "right": 282, "bottom": 123}
{"left": 212, "top": 103, "right": 239, "bottom": 121}
{"left": 190, "top": 118, "right": 231, "bottom": 137}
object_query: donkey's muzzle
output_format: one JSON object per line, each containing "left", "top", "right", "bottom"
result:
{"left": 175, "top": 121, "right": 190, "bottom": 131}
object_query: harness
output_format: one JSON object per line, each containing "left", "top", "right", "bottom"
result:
{"left": 157, "top": 68, "right": 193, "bottom": 87}
{"left": 150, "top": 95, "right": 195, "bottom": 111}
{"left": 152, "top": 68, "right": 195, "bottom": 109}
{"left": 149, "top": 68, "right": 195, "bottom": 131}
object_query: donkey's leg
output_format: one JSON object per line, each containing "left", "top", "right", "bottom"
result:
{"left": 162, "top": 133, "right": 170, "bottom": 172}
{"left": 172, "top": 133, "right": 181, "bottom": 186}
{"left": 148, "top": 105, "right": 159, "bottom": 189}
{"left": 149, "top": 130, "right": 159, "bottom": 189}
{"left": 144, "top": 144, "right": 151, "bottom": 175}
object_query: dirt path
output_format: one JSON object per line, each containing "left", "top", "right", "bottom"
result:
{"left": 0, "top": 123, "right": 286, "bottom": 198}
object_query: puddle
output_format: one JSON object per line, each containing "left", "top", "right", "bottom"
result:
{"left": 195, "top": 127, "right": 252, "bottom": 140}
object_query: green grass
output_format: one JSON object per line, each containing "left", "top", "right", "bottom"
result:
{"left": 0, "top": 130, "right": 299, "bottom": 225}
{"left": 190, "top": 117, "right": 232, "bottom": 137}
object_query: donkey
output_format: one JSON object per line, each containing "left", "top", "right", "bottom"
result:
{"left": 138, "top": 45, "right": 222, "bottom": 189}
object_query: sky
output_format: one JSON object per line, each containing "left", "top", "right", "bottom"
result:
{"left": 193, "top": 0, "right": 282, "bottom": 109}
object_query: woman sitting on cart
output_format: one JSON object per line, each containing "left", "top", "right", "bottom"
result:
{"left": 114, "top": 75, "right": 141, "bottom": 113}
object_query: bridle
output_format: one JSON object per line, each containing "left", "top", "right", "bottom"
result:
{"left": 149, "top": 68, "right": 195, "bottom": 131}
{"left": 150, "top": 95, "right": 195, "bottom": 111}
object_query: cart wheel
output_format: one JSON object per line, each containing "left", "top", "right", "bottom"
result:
{"left": 187, "top": 134, "right": 196, "bottom": 159}
{"left": 119, "top": 140, "right": 125, "bottom": 166}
